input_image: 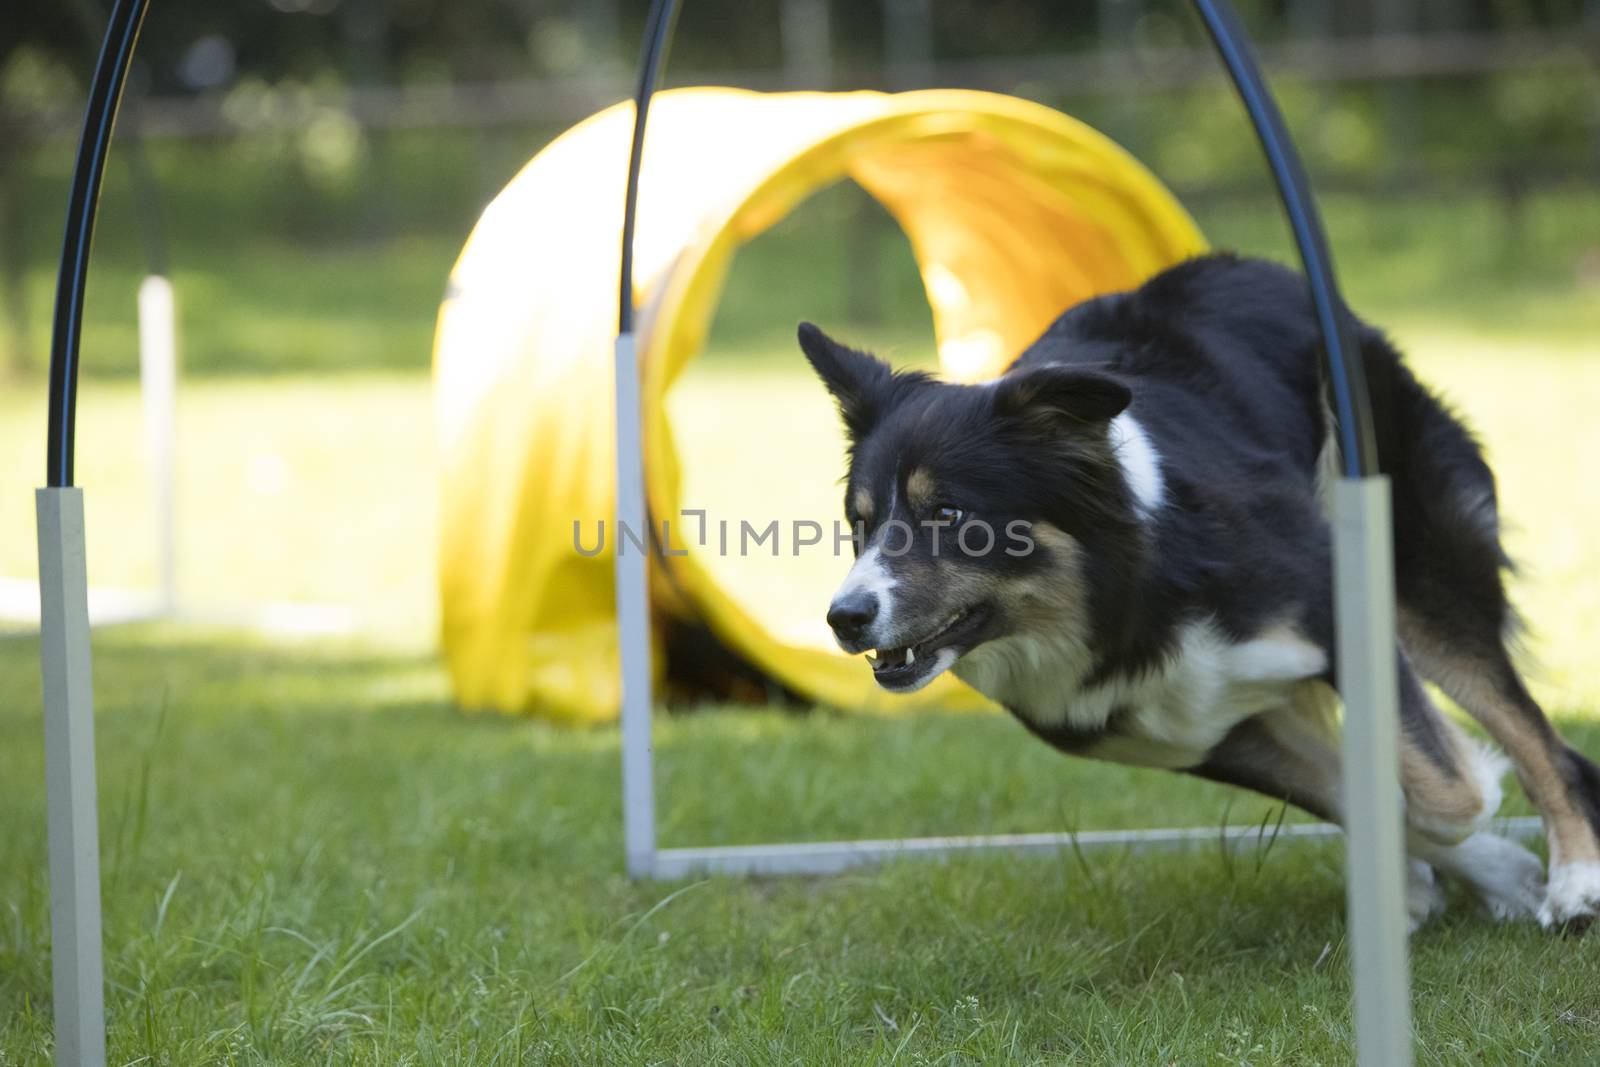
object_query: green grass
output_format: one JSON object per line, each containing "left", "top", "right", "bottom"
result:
{"left": 5, "top": 629, "right": 1600, "bottom": 1066}
{"left": 0, "top": 374, "right": 438, "bottom": 646}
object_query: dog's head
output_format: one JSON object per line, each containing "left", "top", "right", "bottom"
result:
{"left": 799, "top": 322, "right": 1148, "bottom": 694}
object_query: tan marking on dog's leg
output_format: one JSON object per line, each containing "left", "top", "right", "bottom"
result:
{"left": 1398, "top": 707, "right": 1502, "bottom": 846}
{"left": 1447, "top": 673, "right": 1600, "bottom": 907}
{"left": 1400, "top": 611, "right": 1600, "bottom": 926}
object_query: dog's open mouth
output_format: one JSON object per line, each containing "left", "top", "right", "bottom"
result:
{"left": 867, "top": 603, "right": 991, "bottom": 692}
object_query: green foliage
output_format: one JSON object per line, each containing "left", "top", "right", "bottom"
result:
{"left": 6, "top": 124, "right": 1599, "bottom": 380}
{"left": 1487, "top": 59, "right": 1600, "bottom": 161}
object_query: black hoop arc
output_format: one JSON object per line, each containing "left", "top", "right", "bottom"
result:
{"left": 614, "top": 0, "right": 1379, "bottom": 478}
{"left": 46, "top": 0, "right": 151, "bottom": 488}
{"left": 47, "top": 0, "right": 1376, "bottom": 487}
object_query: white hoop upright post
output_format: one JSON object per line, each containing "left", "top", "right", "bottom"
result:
{"left": 137, "top": 275, "right": 178, "bottom": 616}
{"left": 1334, "top": 477, "right": 1413, "bottom": 1066}
{"left": 614, "top": 332, "right": 657, "bottom": 878}
{"left": 36, "top": 487, "right": 107, "bottom": 1067}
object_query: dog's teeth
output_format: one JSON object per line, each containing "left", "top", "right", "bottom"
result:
{"left": 867, "top": 651, "right": 879, "bottom": 663}
{"left": 906, "top": 648, "right": 916, "bottom": 665}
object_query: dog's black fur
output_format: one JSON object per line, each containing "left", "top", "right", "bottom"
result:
{"left": 801, "top": 252, "right": 1600, "bottom": 928}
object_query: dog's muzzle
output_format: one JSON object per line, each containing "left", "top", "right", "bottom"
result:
{"left": 826, "top": 590, "right": 878, "bottom": 653}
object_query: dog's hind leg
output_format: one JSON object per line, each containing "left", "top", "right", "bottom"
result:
{"left": 1189, "top": 700, "right": 1444, "bottom": 931}
{"left": 1392, "top": 658, "right": 1543, "bottom": 925}
{"left": 1189, "top": 685, "right": 1542, "bottom": 928}
{"left": 1371, "top": 649, "right": 1543, "bottom": 922}
{"left": 1400, "top": 612, "right": 1600, "bottom": 929}
{"left": 1364, "top": 330, "right": 1600, "bottom": 927}
{"left": 1392, "top": 649, "right": 1506, "bottom": 848}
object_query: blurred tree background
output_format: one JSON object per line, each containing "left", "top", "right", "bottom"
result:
{"left": 9, "top": 16, "right": 1600, "bottom": 1065}
{"left": 1, "top": 0, "right": 1598, "bottom": 379}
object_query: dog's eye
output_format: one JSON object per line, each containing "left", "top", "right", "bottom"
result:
{"left": 934, "top": 505, "right": 966, "bottom": 525}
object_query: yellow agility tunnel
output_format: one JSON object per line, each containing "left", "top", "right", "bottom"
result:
{"left": 433, "top": 87, "right": 1206, "bottom": 723}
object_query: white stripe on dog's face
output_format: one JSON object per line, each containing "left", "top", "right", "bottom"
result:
{"left": 830, "top": 543, "right": 898, "bottom": 650}
{"left": 1109, "top": 412, "right": 1164, "bottom": 518}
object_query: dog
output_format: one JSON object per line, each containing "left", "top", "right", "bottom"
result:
{"left": 800, "top": 253, "right": 1600, "bottom": 930}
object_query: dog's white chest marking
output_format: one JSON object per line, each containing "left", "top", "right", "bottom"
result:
{"left": 957, "top": 621, "right": 1327, "bottom": 769}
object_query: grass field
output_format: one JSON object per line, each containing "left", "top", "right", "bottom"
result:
{"left": 3, "top": 169, "right": 1600, "bottom": 1061}
{"left": 5, "top": 631, "right": 1600, "bottom": 1065}
{"left": 6, "top": 627, "right": 1600, "bottom": 1067}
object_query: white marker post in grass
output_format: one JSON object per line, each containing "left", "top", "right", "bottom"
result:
{"left": 138, "top": 274, "right": 178, "bottom": 616}
{"left": 1335, "top": 477, "right": 1414, "bottom": 1066}
{"left": 36, "top": 487, "right": 107, "bottom": 1067}
{"left": 614, "top": 332, "right": 658, "bottom": 878}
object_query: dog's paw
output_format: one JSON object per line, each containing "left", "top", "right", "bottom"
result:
{"left": 1429, "top": 831, "right": 1544, "bottom": 922}
{"left": 1406, "top": 860, "right": 1447, "bottom": 933}
{"left": 1539, "top": 861, "right": 1600, "bottom": 933}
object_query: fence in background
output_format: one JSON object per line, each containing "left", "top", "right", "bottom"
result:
{"left": 12, "top": 29, "right": 1594, "bottom": 141}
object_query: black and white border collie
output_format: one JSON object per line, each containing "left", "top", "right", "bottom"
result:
{"left": 800, "top": 253, "right": 1600, "bottom": 930}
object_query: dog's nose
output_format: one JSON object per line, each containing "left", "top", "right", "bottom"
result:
{"left": 827, "top": 591, "right": 879, "bottom": 644}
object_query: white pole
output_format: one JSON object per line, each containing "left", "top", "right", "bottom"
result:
{"left": 614, "top": 332, "right": 657, "bottom": 877}
{"left": 1334, "top": 477, "right": 1413, "bottom": 1067}
{"left": 36, "top": 487, "right": 107, "bottom": 1067}
{"left": 883, "top": 0, "right": 933, "bottom": 90}
{"left": 780, "top": 0, "right": 834, "bottom": 89}
{"left": 137, "top": 275, "right": 177, "bottom": 616}
{"left": 649, "top": 818, "right": 1541, "bottom": 880}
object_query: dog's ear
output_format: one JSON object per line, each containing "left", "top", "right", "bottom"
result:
{"left": 992, "top": 364, "right": 1131, "bottom": 431}
{"left": 798, "top": 322, "right": 897, "bottom": 440}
